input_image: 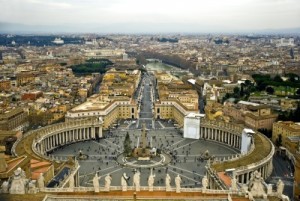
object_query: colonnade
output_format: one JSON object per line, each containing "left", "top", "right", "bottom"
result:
{"left": 31, "top": 118, "right": 103, "bottom": 156}
{"left": 200, "top": 121, "right": 274, "bottom": 187}
{"left": 237, "top": 159, "right": 273, "bottom": 184}
{"left": 36, "top": 126, "right": 102, "bottom": 154}
{"left": 199, "top": 126, "right": 241, "bottom": 150}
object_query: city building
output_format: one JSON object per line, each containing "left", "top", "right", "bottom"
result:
{"left": 223, "top": 101, "right": 278, "bottom": 130}
{"left": 16, "top": 72, "right": 36, "bottom": 86}
{"left": 21, "top": 91, "right": 43, "bottom": 101}
{"left": 65, "top": 69, "right": 141, "bottom": 129}
{"left": 284, "top": 136, "right": 300, "bottom": 200}
{"left": 153, "top": 71, "right": 199, "bottom": 127}
{"left": 272, "top": 121, "right": 300, "bottom": 146}
{"left": 0, "top": 80, "right": 11, "bottom": 91}
{"left": 0, "top": 108, "right": 28, "bottom": 131}
{"left": 244, "top": 104, "right": 278, "bottom": 130}
{"left": 52, "top": 38, "right": 64, "bottom": 45}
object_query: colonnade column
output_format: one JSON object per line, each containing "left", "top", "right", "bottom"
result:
{"left": 98, "top": 126, "right": 102, "bottom": 138}
{"left": 91, "top": 126, "right": 95, "bottom": 139}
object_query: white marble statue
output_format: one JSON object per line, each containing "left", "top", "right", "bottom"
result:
{"left": 1, "top": 181, "right": 9, "bottom": 193}
{"left": 202, "top": 176, "right": 208, "bottom": 190}
{"left": 105, "top": 174, "right": 112, "bottom": 191}
{"left": 28, "top": 180, "right": 37, "bottom": 194}
{"left": 148, "top": 172, "right": 155, "bottom": 192}
{"left": 281, "top": 194, "right": 290, "bottom": 201}
{"left": 9, "top": 167, "right": 27, "bottom": 194}
{"left": 165, "top": 173, "right": 171, "bottom": 192}
{"left": 93, "top": 173, "right": 100, "bottom": 193}
{"left": 276, "top": 179, "right": 284, "bottom": 196}
{"left": 133, "top": 171, "right": 141, "bottom": 191}
{"left": 248, "top": 171, "right": 266, "bottom": 197}
{"left": 267, "top": 184, "right": 273, "bottom": 195}
{"left": 37, "top": 173, "right": 45, "bottom": 189}
{"left": 231, "top": 173, "right": 238, "bottom": 191}
{"left": 121, "top": 173, "right": 129, "bottom": 192}
{"left": 248, "top": 192, "right": 254, "bottom": 201}
{"left": 69, "top": 175, "right": 75, "bottom": 189}
{"left": 175, "top": 174, "right": 182, "bottom": 193}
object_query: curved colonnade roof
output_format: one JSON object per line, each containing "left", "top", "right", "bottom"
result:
{"left": 212, "top": 133, "right": 272, "bottom": 172}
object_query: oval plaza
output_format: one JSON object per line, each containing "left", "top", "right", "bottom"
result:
{"left": 4, "top": 68, "right": 286, "bottom": 200}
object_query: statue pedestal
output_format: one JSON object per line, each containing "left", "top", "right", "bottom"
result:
{"left": 138, "top": 157, "right": 150, "bottom": 161}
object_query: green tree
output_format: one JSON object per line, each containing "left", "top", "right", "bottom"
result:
{"left": 123, "top": 132, "right": 132, "bottom": 157}
{"left": 273, "top": 75, "right": 283, "bottom": 82}
{"left": 233, "top": 87, "right": 240, "bottom": 95}
{"left": 240, "top": 84, "right": 245, "bottom": 97}
{"left": 266, "top": 86, "right": 275, "bottom": 95}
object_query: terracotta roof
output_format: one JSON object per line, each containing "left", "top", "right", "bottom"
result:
{"left": 217, "top": 172, "right": 231, "bottom": 187}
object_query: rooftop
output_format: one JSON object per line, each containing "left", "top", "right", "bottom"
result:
{"left": 212, "top": 133, "right": 272, "bottom": 172}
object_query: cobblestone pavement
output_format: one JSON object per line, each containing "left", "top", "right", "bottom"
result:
{"left": 52, "top": 128, "right": 239, "bottom": 188}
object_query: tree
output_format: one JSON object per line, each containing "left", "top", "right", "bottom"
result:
{"left": 296, "top": 88, "right": 300, "bottom": 95}
{"left": 233, "top": 87, "right": 240, "bottom": 95}
{"left": 136, "top": 59, "right": 140, "bottom": 65}
{"left": 240, "top": 84, "right": 245, "bottom": 97}
{"left": 244, "top": 80, "right": 252, "bottom": 86}
{"left": 123, "top": 132, "right": 132, "bottom": 157}
{"left": 273, "top": 75, "right": 283, "bottom": 82}
{"left": 222, "top": 93, "right": 230, "bottom": 103}
{"left": 266, "top": 86, "right": 275, "bottom": 95}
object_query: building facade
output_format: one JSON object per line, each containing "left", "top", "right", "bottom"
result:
{"left": 272, "top": 121, "right": 300, "bottom": 146}
{"left": 0, "top": 108, "right": 28, "bottom": 131}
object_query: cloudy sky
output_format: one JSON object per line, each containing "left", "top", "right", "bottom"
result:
{"left": 1, "top": 0, "right": 300, "bottom": 33}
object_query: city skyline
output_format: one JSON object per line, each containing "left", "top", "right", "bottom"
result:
{"left": 1, "top": 0, "right": 300, "bottom": 33}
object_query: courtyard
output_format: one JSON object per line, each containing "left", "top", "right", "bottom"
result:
{"left": 51, "top": 126, "right": 239, "bottom": 188}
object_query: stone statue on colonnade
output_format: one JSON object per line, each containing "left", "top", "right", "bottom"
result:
{"left": 175, "top": 174, "right": 181, "bottom": 193}
{"left": 93, "top": 172, "right": 100, "bottom": 192}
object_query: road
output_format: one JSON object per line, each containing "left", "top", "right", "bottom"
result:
{"left": 136, "top": 73, "right": 155, "bottom": 129}
{"left": 266, "top": 152, "right": 294, "bottom": 200}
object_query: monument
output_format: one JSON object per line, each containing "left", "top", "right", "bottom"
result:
{"left": 175, "top": 174, "right": 182, "bottom": 193}
{"left": 105, "top": 174, "right": 112, "bottom": 191}
{"left": 276, "top": 179, "right": 284, "bottom": 196}
{"left": 202, "top": 176, "right": 208, "bottom": 190}
{"left": 37, "top": 173, "right": 45, "bottom": 189}
{"left": 93, "top": 173, "right": 100, "bottom": 192}
{"left": 117, "top": 123, "right": 171, "bottom": 169}
{"left": 28, "top": 180, "right": 37, "bottom": 194}
{"left": 132, "top": 123, "right": 156, "bottom": 159}
{"left": 1, "top": 181, "right": 9, "bottom": 193}
{"left": 121, "top": 173, "right": 130, "bottom": 191}
{"left": 165, "top": 173, "right": 171, "bottom": 192}
{"left": 148, "top": 169, "right": 155, "bottom": 191}
{"left": 69, "top": 175, "right": 75, "bottom": 189}
{"left": 231, "top": 172, "right": 238, "bottom": 191}
{"left": 77, "top": 149, "right": 88, "bottom": 160}
{"left": 9, "top": 167, "right": 27, "bottom": 194}
{"left": 248, "top": 171, "right": 267, "bottom": 198}
{"left": 133, "top": 171, "right": 141, "bottom": 191}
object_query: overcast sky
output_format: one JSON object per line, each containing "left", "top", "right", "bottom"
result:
{"left": 1, "top": 0, "right": 300, "bottom": 33}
